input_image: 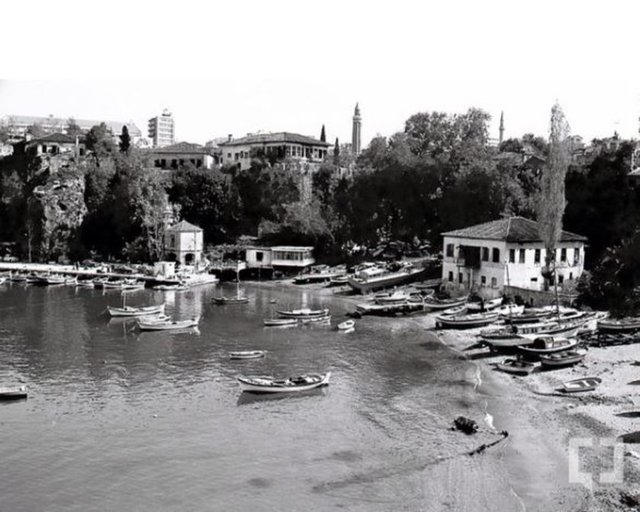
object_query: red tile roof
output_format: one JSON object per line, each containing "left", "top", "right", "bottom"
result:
{"left": 219, "top": 132, "right": 330, "bottom": 147}
{"left": 442, "top": 216, "right": 587, "bottom": 243}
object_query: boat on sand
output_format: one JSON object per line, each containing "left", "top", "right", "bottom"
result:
{"left": 562, "top": 377, "right": 601, "bottom": 393}
{"left": 0, "top": 385, "right": 28, "bottom": 400}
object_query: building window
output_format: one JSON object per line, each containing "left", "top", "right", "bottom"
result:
{"left": 481, "top": 275, "right": 486, "bottom": 286}
{"left": 509, "top": 249, "right": 515, "bottom": 263}
{"left": 560, "top": 248, "right": 567, "bottom": 262}
{"left": 573, "top": 248, "right": 580, "bottom": 265}
{"left": 531, "top": 277, "right": 538, "bottom": 284}
{"left": 534, "top": 249, "right": 541, "bottom": 264}
{"left": 256, "top": 251, "right": 264, "bottom": 262}
{"left": 448, "top": 271, "right": 453, "bottom": 282}
{"left": 558, "top": 274, "right": 564, "bottom": 284}
{"left": 446, "top": 244, "right": 454, "bottom": 257}
{"left": 482, "top": 247, "right": 489, "bottom": 261}
{"left": 491, "top": 277, "right": 497, "bottom": 288}
{"left": 569, "top": 272, "right": 573, "bottom": 280}
{"left": 458, "top": 273, "right": 463, "bottom": 284}
{"left": 492, "top": 248, "right": 500, "bottom": 263}
{"left": 169, "top": 235, "right": 175, "bottom": 247}
{"left": 519, "top": 249, "right": 525, "bottom": 263}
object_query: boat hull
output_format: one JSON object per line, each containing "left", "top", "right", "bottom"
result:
{"left": 237, "top": 372, "right": 331, "bottom": 393}
{"left": 347, "top": 268, "right": 425, "bottom": 294}
{"left": 107, "top": 304, "right": 165, "bottom": 317}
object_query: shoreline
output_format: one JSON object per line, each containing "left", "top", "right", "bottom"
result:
{"left": 420, "top": 315, "right": 640, "bottom": 511}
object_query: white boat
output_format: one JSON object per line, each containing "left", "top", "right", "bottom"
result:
{"left": 337, "top": 319, "right": 355, "bottom": 331}
{"left": 137, "top": 313, "right": 171, "bottom": 323}
{"left": 438, "top": 305, "right": 468, "bottom": 316}
{"left": 466, "top": 297, "right": 503, "bottom": 312}
{"left": 0, "top": 276, "right": 7, "bottom": 285}
{"left": 107, "top": 303, "right": 166, "bottom": 317}
{"left": 103, "top": 279, "right": 145, "bottom": 291}
{"left": 347, "top": 262, "right": 425, "bottom": 294}
{"left": 36, "top": 274, "right": 66, "bottom": 285}
{"left": 562, "top": 377, "right": 601, "bottom": 393}
{"left": 373, "top": 290, "right": 411, "bottom": 305}
{"left": 300, "top": 314, "right": 331, "bottom": 324}
{"left": 264, "top": 318, "right": 298, "bottom": 327}
{"left": 435, "top": 312, "right": 499, "bottom": 329}
{"left": 137, "top": 316, "right": 200, "bottom": 331}
{"left": 237, "top": 372, "right": 331, "bottom": 393}
{"left": 294, "top": 265, "right": 346, "bottom": 284}
{"left": 154, "top": 283, "right": 186, "bottom": 291}
{"left": 230, "top": 350, "right": 266, "bottom": 360}
{"left": 519, "top": 319, "right": 586, "bottom": 340}
{"left": 0, "top": 385, "right": 28, "bottom": 400}
{"left": 277, "top": 308, "right": 329, "bottom": 318}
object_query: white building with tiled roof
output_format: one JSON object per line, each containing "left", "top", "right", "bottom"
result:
{"left": 218, "top": 132, "right": 330, "bottom": 170}
{"left": 164, "top": 220, "right": 203, "bottom": 266}
{"left": 441, "top": 217, "right": 587, "bottom": 296}
{"left": 147, "top": 142, "right": 215, "bottom": 170}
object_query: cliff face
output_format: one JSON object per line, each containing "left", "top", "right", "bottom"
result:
{"left": 28, "top": 166, "right": 87, "bottom": 261}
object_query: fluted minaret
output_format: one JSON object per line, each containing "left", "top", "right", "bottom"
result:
{"left": 499, "top": 111, "right": 504, "bottom": 145}
{"left": 352, "top": 103, "right": 361, "bottom": 156}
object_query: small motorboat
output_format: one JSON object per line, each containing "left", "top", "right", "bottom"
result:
{"left": 438, "top": 305, "right": 467, "bottom": 317}
{"left": 237, "top": 372, "right": 331, "bottom": 393}
{"left": 154, "top": 283, "right": 186, "bottom": 291}
{"left": 337, "top": 319, "right": 355, "bottom": 331}
{"left": 373, "top": 291, "right": 411, "bottom": 305}
{"left": 107, "top": 303, "right": 166, "bottom": 317}
{"left": 137, "top": 316, "right": 200, "bottom": 331}
{"left": 520, "top": 319, "right": 586, "bottom": 340}
{"left": 230, "top": 350, "right": 266, "bottom": 360}
{"left": 136, "top": 313, "right": 171, "bottom": 323}
{"left": 518, "top": 336, "right": 578, "bottom": 358}
{"left": 540, "top": 349, "right": 587, "bottom": 369}
{"left": 299, "top": 314, "right": 331, "bottom": 324}
{"left": 496, "top": 358, "right": 537, "bottom": 375}
{"left": 36, "top": 274, "right": 66, "bottom": 285}
{"left": 0, "top": 385, "right": 28, "bottom": 400}
{"left": 264, "top": 318, "right": 298, "bottom": 327}
{"left": 276, "top": 308, "right": 329, "bottom": 318}
{"left": 562, "top": 377, "right": 601, "bottom": 393}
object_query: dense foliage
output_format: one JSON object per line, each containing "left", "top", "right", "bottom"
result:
{"left": 0, "top": 110, "right": 639, "bottom": 314}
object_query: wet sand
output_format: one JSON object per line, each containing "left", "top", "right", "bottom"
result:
{"left": 265, "top": 279, "right": 640, "bottom": 510}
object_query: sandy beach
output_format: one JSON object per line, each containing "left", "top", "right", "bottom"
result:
{"left": 266, "top": 279, "right": 640, "bottom": 510}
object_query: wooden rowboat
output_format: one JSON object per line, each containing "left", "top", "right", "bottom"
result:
{"left": 237, "top": 372, "right": 331, "bottom": 393}
{"left": 562, "top": 377, "right": 601, "bottom": 393}
{"left": 0, "top": 385, "right": 28, "bottom": 400}
{"left": 337, "top": 319, "right": 355, "bottom": 331}
{"left": 496, "top": 358, "right": 537, "bottom": 375}
{"left": 230, "top": 350, "right": 266, "bottom": 360}
{"left": 264, "top": 318, "right": 298, "bottom": 327}
{"left": 539, "top": 349, "right": 587, "bottom": 368}
{"left": 107, "top": 304, "right": 165, "bottom": 317}
{"left": 137, "top": 316, "right": 200, "bottom": 331}
{"left": 276, "top": 308, "right": 329, "bottom": 318}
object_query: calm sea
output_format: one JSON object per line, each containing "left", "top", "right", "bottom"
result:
{"left": 0, "top": 282, "right": 502, "bottom": 511}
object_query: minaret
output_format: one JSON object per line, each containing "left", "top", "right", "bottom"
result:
{"left": 499, "top": 111, "right": 504, "bottom": 145}
{"left": 352, "top": 103, "right": 361, "bottom": 156}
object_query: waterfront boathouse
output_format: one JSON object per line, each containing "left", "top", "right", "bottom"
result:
{"left": 245, "top": 246, "right": 315, "bottom": 273}
{"left": 441, "top": 217, "right": 587, "bottom": 298}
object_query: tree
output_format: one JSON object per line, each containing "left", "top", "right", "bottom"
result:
{"left": 119, "top": 126, "right": 131, "bottom": 153}
{"left": 66, "top": 118, "right": 83, "bottom": 137}
{"left": 26, "top": 123, "right": 45, "bottom": 138}
{"left": 320, "top": 125, "right": 326, "bottom": 143}
{"left": 333, "top": 138, "right": 340, "bottom": 165}
{"left": 0, "top": 124, "right": 11, "bottom": 144}
{"left": 85, "top": 123, "right": 116, "bottom": 166}
{"left": 537, "top": 102, "right": 570, "bottom": 305}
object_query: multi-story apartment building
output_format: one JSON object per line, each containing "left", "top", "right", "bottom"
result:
{"left": 148, "top": 109, "right": 175, "bottom": 148}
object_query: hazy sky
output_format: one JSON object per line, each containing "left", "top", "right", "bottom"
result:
{"left": 2, "top": 1, "right": 640, "bottom": 146}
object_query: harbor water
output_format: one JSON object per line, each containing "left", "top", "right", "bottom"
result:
{"left": 0, "top": 282, "right": 513, "bottom": 511}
